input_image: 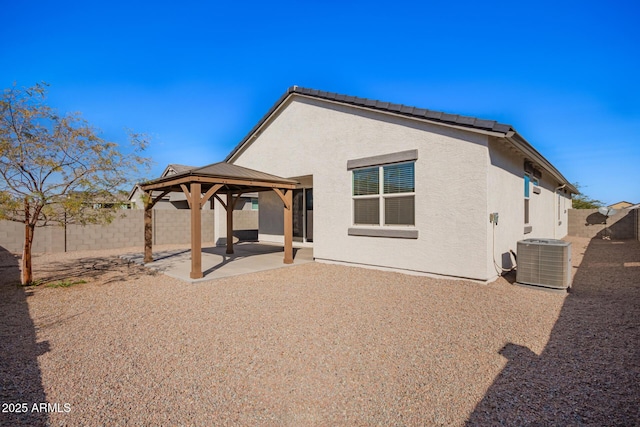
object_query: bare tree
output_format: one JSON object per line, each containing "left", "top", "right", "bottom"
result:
{"left": 571, "top": 182, "right": 604, "bottom": 209}
{"left": 0, "top": 83, "right": 152, "bottom": 284}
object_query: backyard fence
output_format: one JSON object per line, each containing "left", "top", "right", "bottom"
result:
{"left": 568, "top": 208, "right": 639, "bottom": 240}
{"left": 0, "top": 210, "right": 259, "bottom": 254}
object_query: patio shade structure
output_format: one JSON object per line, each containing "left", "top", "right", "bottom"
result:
{"left": 138, "top": 162, "right": 298, "bottom": 279}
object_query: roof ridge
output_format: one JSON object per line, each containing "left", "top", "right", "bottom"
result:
{"left": 290, "top": 86, "right": 514, "bottom": 133}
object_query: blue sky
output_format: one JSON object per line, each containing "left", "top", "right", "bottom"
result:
{"left": 2, "top": 0, "right": 638, "bottom": 205}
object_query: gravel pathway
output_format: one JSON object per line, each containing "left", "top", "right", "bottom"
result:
{"left": 1, "top": 237, "right": 638, "bottom": 426}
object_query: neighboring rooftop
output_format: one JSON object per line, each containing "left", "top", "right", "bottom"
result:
{"left": 608, "top": 201, "right": 635, "bottom": 209}
{"left": 168, "top": 164, "right": 196, "bottom": 173}
{"left": 162, "top": 164, "right": 197, "bottom": 177}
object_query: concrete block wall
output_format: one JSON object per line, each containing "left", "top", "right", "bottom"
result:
{"left": 66, "top": 211, "right": 145, "bottom": 251}
{"left": 153, "top": 210, "right": 215, "bottom": 245}
{"left": 0, "top": 221, "right": 31, "bottom": 253}
{"left": 0, "top": 221, "right": 28, "bottom": 253}
{"left": 0, "top": 210, "right": 216, "bottom": 253}
{"left": 0, "top": 221, "right": 64, "bottom": 253}
{"left": 568, "top": 208, "right": 638, "bottom": 239}
{"left": 233, "top": 210, "right": 259, "bottom": 230}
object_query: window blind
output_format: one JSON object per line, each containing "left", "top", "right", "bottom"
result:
{"left": 384, "top": 163, "right": 414, "bottom": 194}
{"left": 353, "top": 168, "right": 379, "bottom": 196}
{"left": 354, "top": 198, "right": 380, "bottom": 225}
{"left": 385, "top": 196, "right": 415, "bottom": 225}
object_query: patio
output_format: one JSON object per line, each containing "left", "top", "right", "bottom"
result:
{"left": 122, "top": 242, "right": 314, "bottom": 282}
{"left": 138, "top": 162, "right": 299, "bottom": 279}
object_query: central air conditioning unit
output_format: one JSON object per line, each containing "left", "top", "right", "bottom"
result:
{"left": 516, "top": 238, "right": 572, "bottom": 291}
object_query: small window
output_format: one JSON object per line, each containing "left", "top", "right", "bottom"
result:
{"left": 251, "top": 198, "right": 259, "bottom": 210}
{"left": 524, "top": 174, "right": 530, "bottom": 225}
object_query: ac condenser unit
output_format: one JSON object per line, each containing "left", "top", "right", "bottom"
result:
{"left": 516, "top": 238, "right": 572, "bottom": 291}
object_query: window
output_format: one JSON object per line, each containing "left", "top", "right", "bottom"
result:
{"left": 353, "top": 162, "right": 415, "bottom": 226}
{"left": 251, "top": 198, "right": 259, "bottom": 210}
{"left": 524, "top": 174, "right": 530, "bottom": 225}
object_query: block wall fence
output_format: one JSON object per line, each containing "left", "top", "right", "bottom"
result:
{"left": 0, "top": 210, "right": 259, "bottom": 253}
{"left": 568, "top": 208, "right": 639, "bottom": 240}
{"left": 4, "top": 207, "right": 636, "bottom": 252}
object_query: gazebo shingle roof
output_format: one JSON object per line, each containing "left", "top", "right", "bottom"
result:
{"left": 142, "top": 162, "right": 298, "bottom": 187}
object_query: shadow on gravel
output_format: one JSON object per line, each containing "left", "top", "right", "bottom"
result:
{"left": 37, "top": 255, "right": 156, "bottom": 285}
{"left": 202, "top": 245, "right": 299, "bottom": 276}
{"left": 466, "top": 238, "right": 640, "bottom": 426}
{"left": 0, "top": 246, "right": 49, "bottom": 427}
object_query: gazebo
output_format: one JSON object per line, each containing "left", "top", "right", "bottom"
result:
{"left": 138, "top": 162, "right": 298, "bottom": 279}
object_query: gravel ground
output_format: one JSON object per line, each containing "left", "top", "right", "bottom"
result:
{"left": 1, "top": 236, "right": 638, "bottom": 426}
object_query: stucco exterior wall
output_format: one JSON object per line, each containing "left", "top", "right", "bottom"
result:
{"left": 231, "top": 96, "right": 491, "bottom": 280}
{"left": 486, "top": 138, "right": 572, "bottom": 279}
{"left": 213, "top": 195, "right": 260, "bottom": 245}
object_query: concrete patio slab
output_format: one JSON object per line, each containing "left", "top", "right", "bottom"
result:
{"left": 122, "top": 242, "right": 313, "bottom": 282}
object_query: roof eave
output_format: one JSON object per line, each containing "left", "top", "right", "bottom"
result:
{"left": 506, "top": 133, "right": 578, "bottom": 194}
{"left": 224, "top": 86, "right": 577, "bottom": 194}
{"left": 225, "top": 87, "right": 298, "bottom": 163}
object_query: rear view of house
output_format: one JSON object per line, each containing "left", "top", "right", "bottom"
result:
{"left": 217, "top": 87, "right": 577, "bottom": 282}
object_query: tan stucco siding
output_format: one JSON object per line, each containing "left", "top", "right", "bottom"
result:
{"left": 486, "top": 137, "right": 571, "bottom": 279}
{"left": 231, "top": 96, "right": 491, "bottom": 280}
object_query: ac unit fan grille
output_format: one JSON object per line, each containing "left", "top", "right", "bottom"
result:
{"left": 516, "top": 239, "right": 572, "bottom": 290}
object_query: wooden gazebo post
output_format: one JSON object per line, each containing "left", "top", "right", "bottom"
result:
{"left": 272, "top": 187, "right": 294, "bottom": 264}
{"left": 143, "top": 189, "right": 170, "bottom": 263}
{"left": 189, "top": 182, "right": 202, "bottom": 279}
{"left": 226, "top": 191, "right": 235, "bottom": 255}
{"left": 283, "top": 189, "right": 293, "bottom": 264}
{"left": 144, "top": 202, "right": 153, "bottom": 263}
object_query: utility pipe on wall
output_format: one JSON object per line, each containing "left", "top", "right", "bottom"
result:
{"left": 554, "top": 184, "right": 567, "bottom": 238}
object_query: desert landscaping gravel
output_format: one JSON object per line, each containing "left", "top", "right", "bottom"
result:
{"left": 1, "top": 236, "right": 638, "bottom": 426}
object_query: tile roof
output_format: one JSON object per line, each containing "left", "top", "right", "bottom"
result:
{"left": 291, "top": 87, "right": 514, "bottom": 134}
{"left": 225, "top": 86, "right": 515, "bottom": 163}
{"left": 223, "top": 86, "right": 577, "bottom": 194}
